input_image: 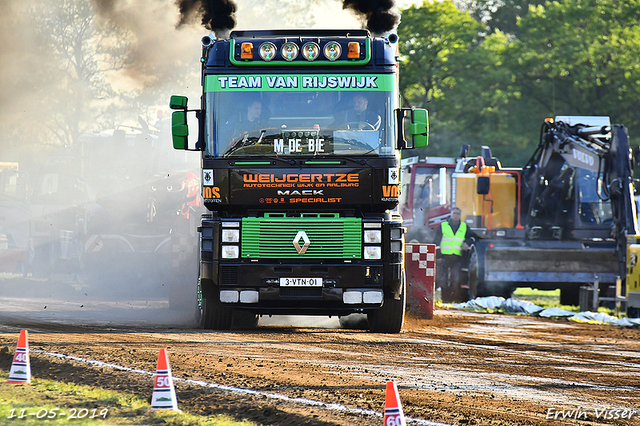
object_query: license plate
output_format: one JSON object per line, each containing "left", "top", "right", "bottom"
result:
{"left": 279, "top": 277, "right": 323, "bottom": 287}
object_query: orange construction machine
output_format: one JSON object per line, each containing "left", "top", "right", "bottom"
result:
{"left": 454, "top": 117, "right": 640, "bottom": 312}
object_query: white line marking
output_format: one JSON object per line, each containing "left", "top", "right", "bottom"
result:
{"left": 32, "top": 349, "right": 457, "bottom": 426}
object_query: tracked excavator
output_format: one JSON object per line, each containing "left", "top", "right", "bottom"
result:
{"left": 453, "top": 116, "right": 640, "bottom": 310}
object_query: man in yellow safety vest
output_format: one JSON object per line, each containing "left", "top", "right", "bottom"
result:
{"left": 434, "top": 207, "right": 476, "bottom": 302}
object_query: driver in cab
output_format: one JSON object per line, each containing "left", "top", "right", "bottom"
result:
{"left": 222, "top": 98, "right": 268, "bottom": 155}
{"left": 332, "top": 94, "right": 381, "bottom": 130}
{"left": 228, "top": 99, "right": 266, "bottom": 139}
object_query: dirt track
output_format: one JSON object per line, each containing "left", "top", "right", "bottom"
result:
{"left": 1, "top": 305, "right": 640, "bottom": 425}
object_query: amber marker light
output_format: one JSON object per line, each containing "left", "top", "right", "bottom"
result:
{"left": 347, "top": 42, "right": 360, "bottom": 59}
{"left": 240, "top": 42, "right": 253, "bottom": 59}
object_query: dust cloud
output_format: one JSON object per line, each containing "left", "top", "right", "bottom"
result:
{"left": 0, "top": 0, "right": 400, "bottom": 329}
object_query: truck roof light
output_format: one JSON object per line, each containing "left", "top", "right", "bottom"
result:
{"left": 240, "top": 42, "right": 253, "bottom": 59}
{"left": 347, "top": 42, "right": 360, "bottom": 59}
{"left": 545, "top": 117, "right": 554, "bottom": 123}
{"left": 281, "top": 42, "right": 299, "bottom": 61}
{"left": 323, "top": 41, "right": 342, "bottom": 61}
{"left": 301, "top": 42, "right": 320, "bottom": 61}
{"left": 258, "top": 42, "right": 277, "bottom": 61}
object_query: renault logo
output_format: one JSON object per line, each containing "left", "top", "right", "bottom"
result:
{"left": 293, "top": 231, "right": 311, "bottom": 254}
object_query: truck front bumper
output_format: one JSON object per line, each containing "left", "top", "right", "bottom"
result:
{"left": 200, "top": 260, "right": 402, "bottom": 315}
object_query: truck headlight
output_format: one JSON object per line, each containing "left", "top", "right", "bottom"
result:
{"left": 281, "top": 42, "right": 299, "bottom": 61}
{"left": 323, "top": 41, "right": 342, "bottom": 61}
{"left": 364, "top": 230, "right": 382, "bottom": 244}
{"left": 222, "top": 229, "right": 240, "bottom": 243}
{"left": 301, "top": 42, "right": 320, "bottom": 61}
{"left": 221, "top": 245, "right": 239, "bottom": 259}
{"left": 259, "top": 42, "right": 277, "bottom": 61}
{"left": 364, "top": 246, "right": 382, "bottom": 260}
{"left": 363, "top": 290, "right": 383, "bottom": 304}
{"left": 220, "top": 290, "right": 239, "bottom": 303}
{"left": 343, "top": 291, "right": 363, "bottom": 304}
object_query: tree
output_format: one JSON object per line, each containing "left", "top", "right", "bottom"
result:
{"left": 32, "top": 0, "right": 132, "bottom": 146}
{"left": 0, "top": 2, "right": 45, "bottom": 160}
{"left": 455, "top": 0, "right": 546, "bottom": 36}
{"left": 397, "top": 1, "right": 486, "bottom": 156}
{"left": 507, "top": 0, "right": 640, "bottom": 136}
{"left": 398, "top": 0, "right": 640, "bottom": 166}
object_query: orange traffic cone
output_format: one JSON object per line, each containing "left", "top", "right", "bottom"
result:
{"left": 145, "top": 348, "right": 181, "bottom": 414}
{"left": 383, "top": 381, "right": 406, "bottom": 426}
{"left": 5, "top": 330, "right": 31, "bottom": 384}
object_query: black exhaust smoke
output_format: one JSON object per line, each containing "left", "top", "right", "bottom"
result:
{"left": 342, "top": 0, "right": 400, "bottom": 36}
{"left": 174, "top": 0, "right": 398, "bottom": 38}
{"left": 176, "top": 0, "right": 237, "bottom": 38}
{"left": 94, "top": 0, "right": 115, "bottom": 15}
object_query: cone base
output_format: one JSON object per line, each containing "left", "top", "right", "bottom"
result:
{"left": 4, "top": 380, "right": 31, "bottom": 385}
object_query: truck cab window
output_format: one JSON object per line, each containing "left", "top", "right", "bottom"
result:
{"left": 206, "top": 87, "right": 395, "bottom": 158}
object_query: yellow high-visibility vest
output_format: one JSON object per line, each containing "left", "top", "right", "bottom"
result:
{"left": 440, "top": 221, "right": 467, "bottom": 256}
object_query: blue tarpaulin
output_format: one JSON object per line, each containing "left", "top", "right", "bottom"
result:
{"left": 449, "top": 297, "right": 640, "bottom": 327}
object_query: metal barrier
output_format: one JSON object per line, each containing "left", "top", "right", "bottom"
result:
{"left": 405, "top": 243, "right": 436, "bottom": 319}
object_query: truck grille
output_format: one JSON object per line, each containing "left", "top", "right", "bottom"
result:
{"left": 221, "top": 266, "right": 238, "bottom": 285}
{"left": 241, "top": 214, "right": 362, "bottom": 259}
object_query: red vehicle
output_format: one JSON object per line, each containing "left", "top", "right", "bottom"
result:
{"left": 399, "top": 155, "right": 456, "bottom": 243}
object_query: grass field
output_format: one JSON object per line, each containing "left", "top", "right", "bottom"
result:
{"left": 0, "top": 372, "right": 255, "bottom": 426}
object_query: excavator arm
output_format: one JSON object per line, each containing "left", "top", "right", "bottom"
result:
{"left": 460, "top": 117, "right": 639, "bottom": 308}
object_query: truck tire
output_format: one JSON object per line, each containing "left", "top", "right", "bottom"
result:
{"left": 368, "top": 277, "right": 406, "bottom": 333}
{"left": 201, "top": 288, "right": 233, "bottom": 330}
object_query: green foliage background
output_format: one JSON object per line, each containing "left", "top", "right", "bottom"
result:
{"left": 399, "top": 0, "right": 640, "bottom": 167}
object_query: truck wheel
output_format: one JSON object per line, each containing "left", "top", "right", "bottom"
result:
{"left": 368, "top": 277, "right": 406, "bottom": 333}
{"left": 201, "top": 289, "right": 233, "bottom": 330}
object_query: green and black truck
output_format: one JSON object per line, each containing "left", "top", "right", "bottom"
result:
{"left": 170, "top": 29, "right": 428, "bottom": 332}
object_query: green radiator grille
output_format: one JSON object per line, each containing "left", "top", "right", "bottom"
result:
{"left": 241, "top": 214, "right": 362, "bottom": 259}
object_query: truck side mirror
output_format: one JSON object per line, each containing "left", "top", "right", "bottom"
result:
{"left": 395, "top": 108, "right": 429, "bottom": 150}
{"left": 169, "top": 95, "right": 188, "bottom": 110}
{"left": 477, "top": 176, "right": 490, "bottom": 195}
{"left": 169, "top": 95, "right": 191, "bottom": 150}
{"left": 410, "top": 108, "right": 429, "bottom": 149}
{"left": 169, "top": 95, "right": 203, "bottom": 151}
{"left": 171, "top": 110, "right": 189, "bottom": 150}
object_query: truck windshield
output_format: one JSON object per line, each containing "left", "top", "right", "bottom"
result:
{"left": 205, "top": 79, "right": 397, "bottom": 158}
